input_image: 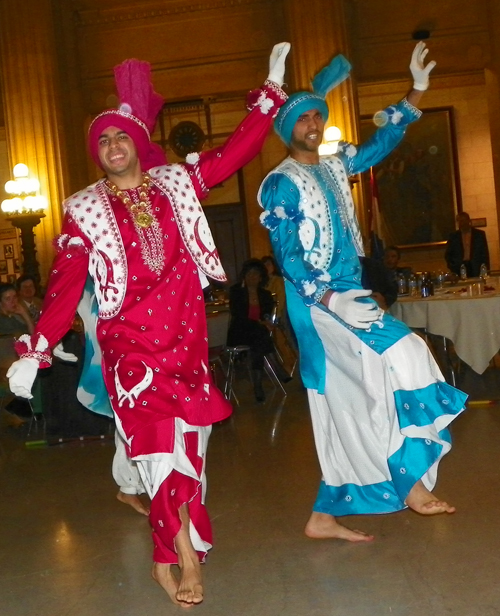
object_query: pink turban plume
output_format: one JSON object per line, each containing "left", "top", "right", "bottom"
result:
{"left": 88, "top": 59, "right": 167, "bottom": 171}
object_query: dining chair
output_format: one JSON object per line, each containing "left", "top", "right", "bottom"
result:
{"left": 0, "top": 378, "right": 45, "bottom": 437}
{"left": 206, "top": 310, "right": 251, "bottom": 405}
{"left": 0, "top": 336, "right": 45, "bottom": 437}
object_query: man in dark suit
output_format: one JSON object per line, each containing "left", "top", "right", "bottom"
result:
{"left": 360, "top": 256, "right": 398, "bottom": 311}
{"left": 445, "top": 212, "right": 489, "bottom": 277}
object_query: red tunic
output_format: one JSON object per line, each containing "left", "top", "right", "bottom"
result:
{"left": 27, "top": 82, "right": 287, "bottom": 457}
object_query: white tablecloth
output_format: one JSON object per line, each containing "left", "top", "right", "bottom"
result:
{"left": 390, "top": 292, "right": 500, "bottom": 374}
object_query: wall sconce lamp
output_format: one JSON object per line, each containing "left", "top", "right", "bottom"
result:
{"left": 1, "top": 164, "right": 47, "bottom": 283}
{"left": 318, "top": 126, "right": 342, "bottom": 156}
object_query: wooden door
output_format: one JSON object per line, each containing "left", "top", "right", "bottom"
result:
{"left": 203, "top": 203, "right": 249, "bottom": 285}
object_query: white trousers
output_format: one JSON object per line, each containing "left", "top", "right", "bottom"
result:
{"left": 112, "top": 430, "right": 146, "bottom": 495}
{"left": 308, "top": 306, "right": 455, "bottom": 492}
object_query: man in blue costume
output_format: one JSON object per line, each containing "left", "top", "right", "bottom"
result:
{"left": 258, "top": 42, "right": 467, "bottom": 542}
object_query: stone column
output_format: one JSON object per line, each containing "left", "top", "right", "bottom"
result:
{"left": 283, "top": 0, "right": 367, "bottom": 231}
{"left": 283, "top": 0, "right": 358, "bottom": 141}
{"left": 486, "top": 0, "right": 500, "bottom": 249}
{"left": 0, "top": 0, "right": 68, "bottom": 282}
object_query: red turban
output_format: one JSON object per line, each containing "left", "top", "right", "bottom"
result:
{"left": 88, "top": 59, "right": 167, "bottom": 171}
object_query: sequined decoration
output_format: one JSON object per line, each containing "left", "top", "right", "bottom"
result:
{"left": 128, "top": 187, "right": 165, "bottom": 276}
{"left": 316, "top": 166, "right": 345, "bottom": 231}
{"left": 106, "top": 174, "right": 165, "bottom": 275}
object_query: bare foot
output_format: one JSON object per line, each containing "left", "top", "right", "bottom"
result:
{"left": 305, "top": 512, "right": 374, "bottom": 542}
{"left": 152, "top": 563, "right": 188, "bottom": 607}
{"left": 176, "top": 551, "right": 203, "bottom": 606}
{"left": 405, "top": 480, "right": 456, "bottom": 515}
{"left": 116, "top": 490, "right": 150, "bottom": 516}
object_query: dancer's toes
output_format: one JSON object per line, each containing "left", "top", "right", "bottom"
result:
{"left": 325, "top": 526, "right": 375, "bottom": 542}
{"left": 152, "top": 563, "right": 184, "bottom": 606}
{"left": 406, "top": 481, "right": 456, "bottom": 516}
{"left": 116, "top": 490, "right": 150, "bottom": 516}
{"left": 176, "top": 582, "right": 204, "bottom": 606}
{"left": 418, "top": 500, "right": 456, "bottom": 515}
{"left": 305, "top": 512, "right": 374, "bottom": 542}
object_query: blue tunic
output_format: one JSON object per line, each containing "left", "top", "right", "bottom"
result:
{"left": 258, "top": 99, "right": 467, "bottom": 516}
{"left": 260, "top": 100, "right": 421, "bottom": 393}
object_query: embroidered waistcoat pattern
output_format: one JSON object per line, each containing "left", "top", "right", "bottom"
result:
{"left": 261, "top": 156, "right": 365, "bottom": 271}
{"left": 64, "top": 165, "right": 225, "bottom": 319}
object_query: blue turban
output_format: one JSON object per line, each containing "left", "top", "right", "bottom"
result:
{"left": 274, "top": 54, "right": 352, "bottom": 146}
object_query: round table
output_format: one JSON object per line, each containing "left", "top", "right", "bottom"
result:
{"left": 390, "top": 289, "right": 500, "bottom": 375}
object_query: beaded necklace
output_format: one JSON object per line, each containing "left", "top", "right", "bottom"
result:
{"left": 105, "top": 173, "right": 154, "bottom": 228}
{"left": 105, "top": 172, "right": 165, "bottom": 275}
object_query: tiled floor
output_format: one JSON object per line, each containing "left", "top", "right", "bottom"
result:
{"left": 1, "top": 371, "right": 500, "bottom": 616}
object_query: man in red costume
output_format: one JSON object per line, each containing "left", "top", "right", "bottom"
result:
{"left": 7, "top": 43, "right": 290, "bottom": 607}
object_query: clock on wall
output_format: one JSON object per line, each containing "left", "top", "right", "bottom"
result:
{"left": 168, "top": 121, "right": 206, "bottom": 158}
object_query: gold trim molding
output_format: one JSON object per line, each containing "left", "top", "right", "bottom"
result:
{"left": 76, "top": 0, "right": 271, "bottom": 26}
{"left": 358, "top": 71, "right": 486, "bottom": 96}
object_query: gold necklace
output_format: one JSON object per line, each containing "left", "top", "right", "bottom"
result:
{"left": 106, "top": 173, "right": 154, "bottom": 229}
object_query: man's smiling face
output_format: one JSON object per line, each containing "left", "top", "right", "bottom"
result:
{"left": 97, "top": 127, "right": 140, "bottom": 181}
{"left": 290, "top": 109, "right": 325, "bottom": 156}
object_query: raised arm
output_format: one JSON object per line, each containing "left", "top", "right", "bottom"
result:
{"left": 186, "top": 43, "right": 290, "bottom": 194}
{"left": 335, "top": 41, "right": 436, "bottom": 176}
{"left": 407, "top": 41, "right": 436, "bottom": 108}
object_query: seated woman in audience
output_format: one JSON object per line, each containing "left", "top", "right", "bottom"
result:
{"left": 16, "top": 275, "right": 43, "bottom": 323}
{"left": 0, "top": 283, "right": 35, "bottom": 426}
{"left": 0, "top": 283, "right": 34, "bottom": 337}
{"left": 262, "top": 254, "right": 298, "bottom": 369}
{"left": 262, "top": 255, "right": 286, "bottom": 321}
{"left": 227, "top": 259, "right": 290, "bottom": 402}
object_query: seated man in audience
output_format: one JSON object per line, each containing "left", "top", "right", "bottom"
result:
{"left": 360, "top": 256, "right": 398, "bottom": 311}
{"left": 445, "top": 211, "right": 489, "bottom": 277}
{"left": 383, "top": 245, "right": 412, "bottom": 279}
{"left": 16, "top": 275, "right": 43, "bottom": 323}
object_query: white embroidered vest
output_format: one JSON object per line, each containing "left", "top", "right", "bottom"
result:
{"left": 64, "top": 165, "right": 225, "bottom": 319}
{"left": 259, "top": 156, "right": 364, "bottom": 271}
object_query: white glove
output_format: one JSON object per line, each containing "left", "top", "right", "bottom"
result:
{"left": 53, "top": 342, "right": 78, "bottom": 363}
{"left": 328, "top": 289, "right": 382, "bottom": 329}
{"left": 267, "top": 42, "right": 291, "bottom": 87}
{"left": 410, "top": 41, "right": 436, "bottom": 91}
{"left": 6, "top": 357, "right": 39, "bottom": 399}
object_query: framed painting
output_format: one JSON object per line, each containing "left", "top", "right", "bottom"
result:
{"left": 360, "top": 107, "right": 462, "bottom": 248}
{"left": 3, "top": 243, "right": 14, "bottom": 259}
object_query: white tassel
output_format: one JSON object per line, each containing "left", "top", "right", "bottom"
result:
{"left": 345, "top": 144, "right": 357, "bottom": 158}
{"left": 186, "top": 152, "right": 200, "bottom": 165}
{"left": 302, "top": 281, "right": 317, "bottom": 296}
{"left": 68, "top": 237, "right": 85, "bottom": 247}
{"left": 258, "top": 95, "right": 274, "bottom": 115}
{"left": 18, "top": 334, "right": 32, "bottom": 351}
{"left": 391, "top": 110, "right": 403, "bottom": 125}
{"left": 34, "top": 334, "right": 49, "bottom": 352}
